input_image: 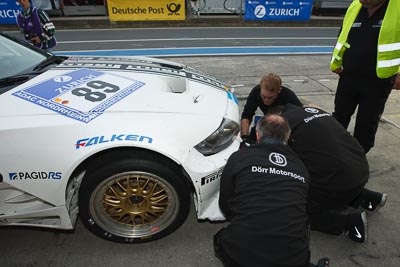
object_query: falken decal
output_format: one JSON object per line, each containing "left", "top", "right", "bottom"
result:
{"left": 12, "top": 68, "right": 145, "bottom": 123}
{"left": 75, "top": 134, "right": 153, "bottom": 149}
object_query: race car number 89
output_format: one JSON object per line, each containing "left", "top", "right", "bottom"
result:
{"left": 72, "top": 81, "right": 120, "bottom": 102}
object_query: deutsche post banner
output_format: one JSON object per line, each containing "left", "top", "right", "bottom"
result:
{"left": 107, "top": 0, "right": 185, "bottom": 21}
{"left": 245, "top": 0, "right": 313, "bottom": 21}
{"left": 0, "top": 0, "right": 20, "bottom": 25}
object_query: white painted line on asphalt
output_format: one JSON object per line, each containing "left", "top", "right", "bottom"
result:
{"left": 58, "top": 37, "right": 336, "bottom": 44}
{"left": 56, "top": 46, "right": 334, "bottom": 57}
{"left": 56, "top": 26, "right": 341, "bottom": 32}
{"left": 381, "top": 117, "right": 400, "bottom": 129}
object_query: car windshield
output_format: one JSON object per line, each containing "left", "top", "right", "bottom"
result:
{"left": 0, "top": 34, "right": 48, "bottom": 80}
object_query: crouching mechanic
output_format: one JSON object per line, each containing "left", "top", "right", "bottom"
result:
{"left": 215, "top": 114, "right": 314, "bottom": 267}
{"left": 279, "top": 104, "right": 387, "bottom": 243}
{"left": 240, "top": 73, "right": 302, "bottom": 147}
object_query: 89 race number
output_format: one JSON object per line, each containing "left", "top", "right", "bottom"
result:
{"left": 72, "top": 81, "right": 120, "bottom": 102}
{"left": 14, "top": 68, "right": 145, "bottom": 123}
{"left": 56, "top": 70, "right": 144, "bottom": 113}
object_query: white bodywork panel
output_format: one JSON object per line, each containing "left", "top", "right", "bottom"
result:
{"left": 0, "top": 56, "right": 239, "bottom": 228}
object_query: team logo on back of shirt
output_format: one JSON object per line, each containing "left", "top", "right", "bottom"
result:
{"left": 269, "top": 152, "right": 287, "bottom": 167}
{"left": 305, "top": 107, "right": 319, "bottom": 114}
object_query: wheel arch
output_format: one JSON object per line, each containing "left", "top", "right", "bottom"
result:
{"left": 72, "top": 146, "right": 193, "bottom": 187}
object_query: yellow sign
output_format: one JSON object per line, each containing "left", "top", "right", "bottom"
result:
{"left": 107, "top": 0, "right": 186, "bottom": 21}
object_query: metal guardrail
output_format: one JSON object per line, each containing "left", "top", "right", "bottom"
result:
{"left": 28, "top": 0, "right": 352, "bottom": 17}
{"left": 313, "top": 0, "right": 351, "bottom": 15}
{"left": 313, "top": 0, "right": 352, "bottom": 9}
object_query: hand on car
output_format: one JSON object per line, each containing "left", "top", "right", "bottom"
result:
{"left": 240, "top": 135, "right": 254, "bottom": 149}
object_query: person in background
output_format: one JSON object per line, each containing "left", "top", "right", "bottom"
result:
{"left": 16, "top": 0, "right": 57, "bottom": 52}
{"left": 189, "top": 0, "right": 200, "bottom": 16}
{"left": 330, "top": 0, "right": 400, "bottom": 153}
{"left": 240, "top": 73, "right": 302, "bottom": 147}
{"left": 215, "top": 114, "right": 315, "bottom": 267}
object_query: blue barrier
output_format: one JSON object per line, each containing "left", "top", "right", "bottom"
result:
{"left": 245, "top": 0, "right": 314, "bottom": 21}
{"left": 0, "top": 0, "right": 20, "bottom": 25}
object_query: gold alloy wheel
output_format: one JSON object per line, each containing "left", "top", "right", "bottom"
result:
{"left": 89, "top": 171, "right": 179, "bottom": 239}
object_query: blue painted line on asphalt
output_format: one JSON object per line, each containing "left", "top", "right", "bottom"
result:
{"left": 56, "top": 46, "right": 333, "bottom": 57}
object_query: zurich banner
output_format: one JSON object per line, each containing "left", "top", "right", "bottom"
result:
{"left": 245, "top": 0, "right": 314, "bottom": 21}
{"left": 0, "top": 0, "right": 20, "bottom": 24}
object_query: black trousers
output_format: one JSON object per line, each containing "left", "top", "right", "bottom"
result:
{"left": 214, "top": 228, "right": 311, "bottom": 267}
{"left": 214, "top": 229, "right": 245, "bottom": 267}
{"left": 332, "top": 74, "right": 393, "bottom": 153}
{"left": 307, "top": 186, "right": 366, "bottom": 235}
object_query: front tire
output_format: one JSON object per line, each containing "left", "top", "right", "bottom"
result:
{"left": 78, "top": 152, "right": 190, "bottom": 243}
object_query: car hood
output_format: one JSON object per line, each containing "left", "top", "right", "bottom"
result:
{"left": 0, "top": 56, "right": 236, "bottom": 123}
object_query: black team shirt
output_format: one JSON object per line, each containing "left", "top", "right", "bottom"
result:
{"left": 241, "top": 85, "right": 302, "bottom": 121}
{"left": 281, "top": 105, "right": 369, "bottom": 192}
{"left": 219, "top": 143, "right": 310, "bottom": 267}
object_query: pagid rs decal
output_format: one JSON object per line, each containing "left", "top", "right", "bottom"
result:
{"left": 9, "top": 172, "right": 62, "bottom": 180}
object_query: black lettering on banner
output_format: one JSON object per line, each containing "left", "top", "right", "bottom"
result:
{"left": 148, "top": 7, "right": 164, "bottom": 14}
{"left": 111, "top": 7, "right": 147, "bottom": 14}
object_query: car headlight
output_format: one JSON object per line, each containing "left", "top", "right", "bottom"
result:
{"left": 195, "top": 118, "right": 240, "bottom": 156}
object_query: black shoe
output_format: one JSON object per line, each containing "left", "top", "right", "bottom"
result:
{"left": 310, "top": 258, "right": 330, "bottom": 267}
{"left": 361, "top": 191, "right": 387, "bottom": 212}
{"left": 347, "top": 212, "right": 368, "bottom": 243}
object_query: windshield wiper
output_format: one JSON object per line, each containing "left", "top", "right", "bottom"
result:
{"left": 0, "top": 75, "right": 31, "bottom": 87}
{"left": 33, "top": 55, "right": 65, "bottom": 71}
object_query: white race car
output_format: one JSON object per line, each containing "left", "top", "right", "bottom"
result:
{"left": 0, "top": 33, "right": 240, "bottom": 243}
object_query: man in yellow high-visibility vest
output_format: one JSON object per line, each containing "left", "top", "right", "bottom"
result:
{"left": 330, "top": 0, "right": 400, "bottom": 153}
